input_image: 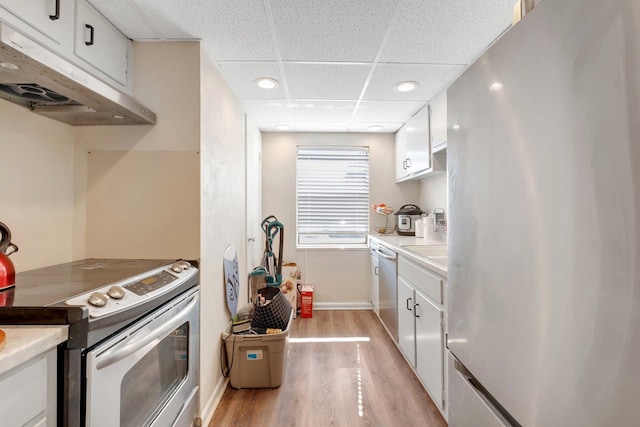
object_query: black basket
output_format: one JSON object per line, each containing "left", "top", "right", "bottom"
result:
{"left": 251, "top": 286, "right": 292, "bottom": 331}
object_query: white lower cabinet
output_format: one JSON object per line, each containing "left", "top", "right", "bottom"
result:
{"left": 415, "top": 289, "right": 444, "bottom": 409}
{"left": 398, "top": 277, "right": 416, "bottom": 366}
{"left": 0, "top": 348, "right": 57, "bottom": 426}
{"left": 397, "top": 255, "right": 446, "bottom": 416}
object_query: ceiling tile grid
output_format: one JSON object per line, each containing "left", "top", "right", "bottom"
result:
{"left": 352, "top": 100, "right": 427, "bottom": 123}
{"left": 89, "top": 0, "right": 516, "bottom": 133}
{"left": 283, "top": 63, "right": 372, "bottom": 101}
{"left": 217, "top": 62, "right": 285, "bottom": 99}
{"left": 364, "top": 63, "right": 466, "bottom": 101}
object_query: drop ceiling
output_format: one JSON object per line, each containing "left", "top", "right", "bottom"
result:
{"left": 88, "top": 0, "right": 514, "bottom": 133}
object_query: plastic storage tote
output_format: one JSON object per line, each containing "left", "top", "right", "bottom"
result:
{"left": 222, "top": 310, "right": 293, "bottom": 389}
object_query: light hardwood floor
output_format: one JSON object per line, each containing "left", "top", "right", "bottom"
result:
{"left": 210, "top": 310, "right": 447, "bottom": 427}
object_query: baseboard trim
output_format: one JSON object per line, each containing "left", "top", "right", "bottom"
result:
{"left": 313, "top": 302, "right": 373, "bottom": 310}
{"left": 201, "top": 375, "right": 228, "bottom": 426}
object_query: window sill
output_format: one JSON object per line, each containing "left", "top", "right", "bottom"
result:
{"left": 296, "top": 243, "right": 369, "bottom": 250}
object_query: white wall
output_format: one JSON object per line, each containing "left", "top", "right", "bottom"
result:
{"left": 419, "top": 174, "right": 448, "bottom": 216}
{"left": 0, "top": 100, "right": 76, "bottom": 271}
{"left": 262, "top": 132, "right": 419, "bottom": 306}
{"left": 199, "top": 50, "right": 250, "bottom": 420}
{"left": 73, "top": 41, "right": 201, "bottom": 260}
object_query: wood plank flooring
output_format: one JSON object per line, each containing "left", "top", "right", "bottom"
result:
{"left": 210, "top": 310, "right": 447, "bottom": 427}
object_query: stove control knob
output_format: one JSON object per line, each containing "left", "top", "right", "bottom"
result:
{"left": 178, "top": 260, "right": 191, "bottom": 270}
{"left": 107, "top": 286, "right": 125, "bottom": 300}
{"left": 171, "top": 263, "right": 183, "bottom": 274}
{"left": 88, "top": 292, "right": 109, "bottom": 307}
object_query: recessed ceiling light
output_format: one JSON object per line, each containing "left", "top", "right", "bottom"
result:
{"left": 255, "top": 77, "right": 279, "bottom": 90}
{"left": 394, "top": 81, "right": 419, "bottom": 92}
{"left": 368, "top": 125, "right": 384, "bottom": 131}
{"left": 113, "top": 115, "right": 124, "bottom": 119}
{"left": 0, "top": 61, "right": 20, "bottom": 71}
{"left": 276, "top": 124, "right": 290, "bottom": 131}
{"left": 489, "top": 82, "right": 503, "bottom": 91}
{"left": 452, "top": 124, "right": 460, "bottom": 130}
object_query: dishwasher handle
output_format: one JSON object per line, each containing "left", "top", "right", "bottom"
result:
{"left": 376, "top": 247, "right": 397, "bottom": 261}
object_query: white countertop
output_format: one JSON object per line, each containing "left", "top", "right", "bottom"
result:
{"left": 369, "top": 233, "right": 448, "bottom": 277}
{"left": 0, "top": 326, "right": 68, "bottom": 376}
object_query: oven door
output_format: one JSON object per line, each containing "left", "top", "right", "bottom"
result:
{"left": 86, "top": 287, "right": 199, "bottom": 427}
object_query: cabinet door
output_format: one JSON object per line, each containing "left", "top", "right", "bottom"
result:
{"left": 395, "top": 124, "right": 408, "bottom": 180}
{"left": 397, "top": 277, "right": 416, "bottom": 367}
{"left": 405, "top": 104, "right": 430, "bottom": 174}
{"left": 75, "top": 0, "right": 129, "bottom": 87}
{"left": 415, "top": 289, "right": 444, "bottom": 411}
{"left": 0, "top": 0, "right": 74, "bottom": 48}
{"left": 430, "top": 90, "right": 447, "bottom": 152}
{"left": 370, "top": 252, "right": 380, "bottom": 315}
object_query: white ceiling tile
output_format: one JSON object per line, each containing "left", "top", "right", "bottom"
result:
{"left": 242, "top": 100, "right": 297, "bottom": 122}
{"left": 364, "top": 63, "right": 465, "bottom": 101}
{"left": 348, "top": 122, "right": 403, "bottom": 133}
{"left": 380, "top": 0, "right": 513, "bottom": 64}
{"left": 88, "top": 0, "right": 160, "bottom": 39}
{"left": 353, "top": 100, "right": 426, "bottom": 123}
{"left": 111, "top": 0, "right": 195, "bottom": 39}
{"left": 270, "top": 0, "right": 399, "bottom": 62}
{"left": 217, "top": 62, "right": 285, "bottom": 99}
{"left": 284, "top": 63, "right": 371, "bottom": 100}
{"left": 292, "top": 122, "right": 351, "bottom": 133}
{"left": 185, "top": 0, "right": 276, "bottom": 61}
{"left": 288, "top": 100, "right": 358, "bottom": 122}
{"left": 90, "top": 0, "right": 516, "bottom": 133}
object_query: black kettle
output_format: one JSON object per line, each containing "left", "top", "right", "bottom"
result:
{"left": 0, "top": 222, "right": 19, "bottom": 289}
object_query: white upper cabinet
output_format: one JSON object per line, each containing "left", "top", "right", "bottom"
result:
{"left": 0, "top": 0, "right": 132, "bottom": 93}
{"left": 0, "top": 0, "right": 74, "bottom": 49}
{"left": 75, "top": 0, "right": 129, "bottom": 88}
{"left": 395, "top": 104, "right": 430, "bottom": 182}
{"left": 430, "top": 90, "right": 447, "bottom": 153}
{"left": 395, "top": 123, "right": 408, "bottom": 181}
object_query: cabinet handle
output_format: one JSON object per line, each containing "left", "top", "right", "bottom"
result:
{"left": 49, "top": 0, "right": 60, "bottom": 20}
{"left": 406, "top": 297, "right": 413, "bottom": 311}
{"left": 85, "top": 24, "right": 95, "bottom": 46}
{"left": 374, "top": 266, "right": 379, "bottom": 276}
{"left": 414, "top": 303, "right": 420, "bottom": 318}
{"left": 406, "top": 158, "right": 412, "bottom": 168}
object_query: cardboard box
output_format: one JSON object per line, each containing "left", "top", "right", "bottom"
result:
{"left": 279, "top": 277, "right": 297, "bottom": 318}
{"left": 282, "top": 262, "right": 302, "bottom": 316}
{"left": 300, "top": 285, "right": 313, "bottom": 318}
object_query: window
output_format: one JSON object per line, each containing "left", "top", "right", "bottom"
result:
{"left": 296, "top": 146, "right": 370, "bottom": 248}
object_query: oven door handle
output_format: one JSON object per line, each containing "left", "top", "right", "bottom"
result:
{"left": 96, "top": 295, "right": 198, "bottom": 370}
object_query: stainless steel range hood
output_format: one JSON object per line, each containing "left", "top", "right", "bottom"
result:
{"left": 0, "top": 23, "right": 156, "bottom": 125}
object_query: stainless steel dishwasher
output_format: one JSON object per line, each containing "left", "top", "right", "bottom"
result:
{"left": 377, "top": 243, "right": 398, "bottom": 342}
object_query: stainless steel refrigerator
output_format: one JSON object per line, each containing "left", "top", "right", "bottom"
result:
{"left": 447, "top": 0, "right": 640, "bottom": 425}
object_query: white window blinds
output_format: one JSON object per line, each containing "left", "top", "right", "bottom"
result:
{"left": 296, "top": 146, "right": 370, "bottom": 247}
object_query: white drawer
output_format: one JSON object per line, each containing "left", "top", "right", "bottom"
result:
{"left": 0, "top": 354, "right": 48, "bottom": 426}
{"left": 398, "top": 255, "right": 443, "bottom": 304}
